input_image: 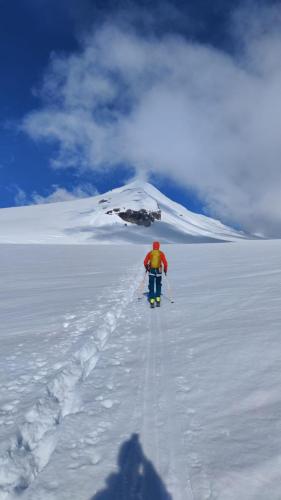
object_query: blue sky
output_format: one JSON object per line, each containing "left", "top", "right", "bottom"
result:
{"left": 0, "top": 0, "right": 237, "bottom": 211}
{"left": 1, "top": 0, "right": 281, "bottom": 236}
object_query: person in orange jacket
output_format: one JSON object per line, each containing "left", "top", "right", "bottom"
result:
{"left": 144, "top": 241, "right": 168, "bottom": 307}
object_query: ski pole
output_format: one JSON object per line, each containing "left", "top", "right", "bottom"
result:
{"left": 137, "top": 270, "right": 147, "bottom": 300}
{"left": 164, "top": 273, "right": 174, "bottom": 303}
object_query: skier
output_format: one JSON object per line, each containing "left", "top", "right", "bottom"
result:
{"left": 144, "top": 241, "right": 168, "bottom": 307}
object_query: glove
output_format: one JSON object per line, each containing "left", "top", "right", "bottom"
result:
{"left": 164, "top": 270, "right": 167, "bottom": 276}
{"left": 145, "top": 265, "right": 150, "bottom": 272}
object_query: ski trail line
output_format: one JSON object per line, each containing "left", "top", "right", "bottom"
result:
{"left": 142, "top": 308, "right": 154, "bottom": 451}
{"left": 0, "top": 266, "right": 143, "bottom": 500}
{"left": 156, "top": 309, "right": 195, "bottom": 500}
{"left": 150, "top": 308, "right": 161, "bottom": 468}
{"left": 140, "top": 305, "right": 186, "bottom": 500}
{"left": 141, "top": 306, "right": 162, "bottom": 475}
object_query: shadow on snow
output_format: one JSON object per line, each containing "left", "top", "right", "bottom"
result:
{"left": 91, "top": 433, "right": 172, "bottom": 500}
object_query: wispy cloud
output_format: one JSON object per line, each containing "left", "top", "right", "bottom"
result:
{"left": 14, "top": 184, "right": 98, "bottom": 206}
{"left": 22, "top": 4, "right": 281, "bottom": 236}
{"left": 14, "top": 187, "right": 29, "bottom": 207}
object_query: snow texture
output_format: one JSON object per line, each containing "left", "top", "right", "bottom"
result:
{"left": 1, "top": 240, "right": 281, "bottom": 499}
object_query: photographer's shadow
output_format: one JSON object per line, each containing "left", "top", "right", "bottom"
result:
{"left": 91, "top": 433, "right": 172, "bottom": 500}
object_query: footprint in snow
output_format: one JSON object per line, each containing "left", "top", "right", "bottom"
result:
{"left": 7, "top": 384, "right": 18, "bottom": 391}
{"left": 1, "top": 403, "right": 16, "bottom": 413}
{"left": 65, "top": 314, "right": 76, "bottom": 320}
{"left": 101, "top": 399, "right": 114, "bottom": 409}
{"left": 187, "top": 408, "right": 196, "bottom": 415}
{"left": 111, "top": 360, "right": 121, "bottom": 366}
{"left": 53, "top": 362, "right": 64, "bottom": 370}
{"left": 68, "top": 454, "right": 101, "bottom": 470}
{"left": 84, "top": 437, "right": 97, "bottom": 446}
{"left": 90, "top": 453, "right": 102, "bottom": 465}
{"left": 68, "top": 462, "right": 82, "bottom": 470}
{"left": 95, "top": 395, "right": 104, "bottom": 401}
{"left": 36, "top": 361, "right": 47, "bottom": 368}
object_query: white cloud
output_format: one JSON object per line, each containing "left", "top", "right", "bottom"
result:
{"left": 14, "top": 184, "right": 98, "bottom": 206}
{"left": 14, "top": 187, "right": 29, "bottom": 206}
{"left": 22, "top": 5, "right": 281, "bottom": 236}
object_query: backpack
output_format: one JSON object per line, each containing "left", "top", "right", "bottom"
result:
{"left": 150, "top": 249, "right": 161, "bottom": 269}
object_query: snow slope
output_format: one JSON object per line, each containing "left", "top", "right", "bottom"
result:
{"left": 0, "top": 181, "right": 245, "bottom": 244}
{"left": 1, "top": 240, "right": 281, "bottom": 499}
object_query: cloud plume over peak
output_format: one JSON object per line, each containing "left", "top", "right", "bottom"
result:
{"left": 22, "top": 5, "right": 281, "bottom": 236}
{"left": 14, "top": 184, "right": 98, "bottom": 206}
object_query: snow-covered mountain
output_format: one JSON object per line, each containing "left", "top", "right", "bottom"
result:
{"left": 0, "top": 181, "right": 246, "bottom": 244}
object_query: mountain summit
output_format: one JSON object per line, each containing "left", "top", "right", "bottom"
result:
{"left": 0, "top": 181, "right": 245, "bottom": 244}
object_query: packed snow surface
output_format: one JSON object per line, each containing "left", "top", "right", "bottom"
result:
{"left": 0, "top": 240, "right": 281, "bottom": 499}
{"left": 0, "top": 181, "right": 245, "bottom": 244}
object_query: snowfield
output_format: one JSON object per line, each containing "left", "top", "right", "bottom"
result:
{"left": 1, "top": 240, "right": 281, "bottom": 499}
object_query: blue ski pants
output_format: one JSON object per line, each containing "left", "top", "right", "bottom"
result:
{"left": 148, "top": 268, "right": 162, "bottom": 300}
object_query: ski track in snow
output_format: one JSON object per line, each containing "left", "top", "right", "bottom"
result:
{"left": 143, "top": 305, "right": 198, "bottom": 500}
{"left": 0, "top": 266, "right": 142, "bottom": 499}
{"left": 21, "top": 286, "right": 199, "bottom": 500}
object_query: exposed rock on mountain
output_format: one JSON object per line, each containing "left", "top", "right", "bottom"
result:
{"left": 118, "top": 209, "right": 161, "bottom": 227}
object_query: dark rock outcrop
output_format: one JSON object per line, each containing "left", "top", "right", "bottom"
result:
{"left": 105, "top": 208, "right": 120, "bottom": 214}
{"left": 117, "top": 209, "right": 161, "bottom": 227}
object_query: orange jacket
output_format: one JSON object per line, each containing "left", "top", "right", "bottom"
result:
{"left": 144, "top": 241, "right": 168, "bottom": 272}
